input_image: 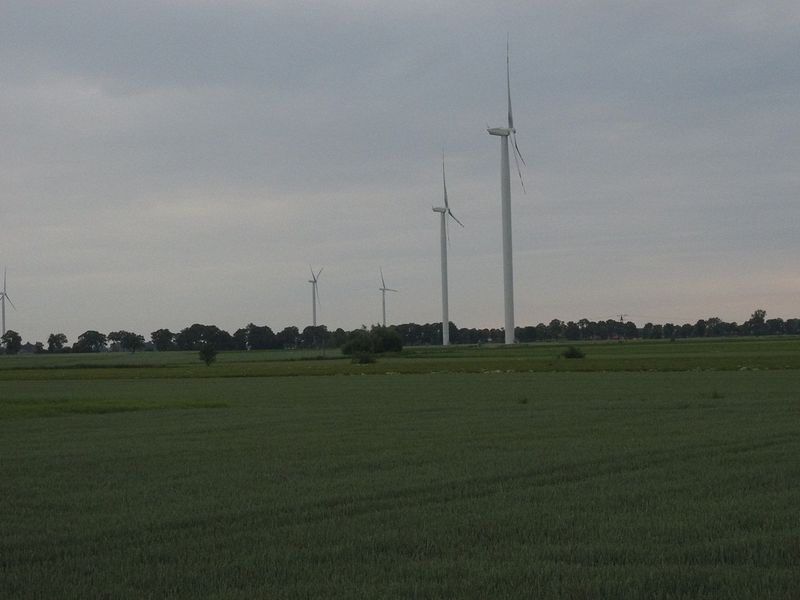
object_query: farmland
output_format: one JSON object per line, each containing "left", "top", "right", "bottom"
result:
{"left": 1, "top": 338, "right": 799, "bottom": 598}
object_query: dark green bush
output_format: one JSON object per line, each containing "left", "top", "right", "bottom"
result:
{"left": 352, "top": 353, "right": 376, "bottom": 364}
{"left": 199, "top": 342, "right": 218, "bottom": 366}
{"left": 341, "top": 326, "right": 402, "bottom": 355}
{"left": 562, "top": 345, "right": 585, "bottom": 359}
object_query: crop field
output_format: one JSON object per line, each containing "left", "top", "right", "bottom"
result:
{"left": 1, "top": 339, "right": 799, "bottom": 598}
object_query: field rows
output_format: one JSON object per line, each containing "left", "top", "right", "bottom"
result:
{"left": 1, "top": 337, "right": 799, "bottom": 381}
{"left": 2, "top": 369, "right": 799, "bottom": 598}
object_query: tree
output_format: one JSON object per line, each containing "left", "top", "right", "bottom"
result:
{"left": 300, "top": 325, "right": 329, "bottom": 349}
{"left": 232, "top": 328, "right": 249, "bottom": 350}
{"left": 151, "top": 329, "right": 176, "bottom": 351}
{"left": 107, "top": 331, "right": 124, "bottom": 350}
{"left": 1, "top": 330, "right": 22, "bottom": 355}
{"left": 275, "top": 326, "right": 299, "bottom": 349}
{"left": 578, "top": 319, "right": 591, "bottom": 336}
{"left": 122, "top": 332, "right": 145, "bottom": 353}
{"left": 341, "top": 326, "right": 403, "bottom": 355}
{"left": 199, "top": 342, "right": 217, "bottom": 366}
{"left": 564, "top": 321, "right": 581, "bottom": 341}
{"left": 693, "top": 319, "right": 707, "bottom": 338}
{"left": 547, "top": 319, "right": 564, "bottom": 340}
{"left": 746, "top": 309, "right": 767, "bottom": 336}
{"left": 765, "top": 318, "right": 784, "bottom": 336}
{"left": 47, "top": 333, "right": 68, "bottom": 353}
{"left": 785, "top": 319, "right": 800, "bottom": 335}
{"left": 370, "top": 326, "right": 402, "bottom": 353}
{"left": 330, "top": 327, "right": 348, "bottom": 348}
{"left": 73, "top": 330, "right": 107, "bottom": 353}
{"left": 176, "top": 324, "right": 233, "bottom": 351}
{"left": 341, "top": 329, "right": 373, "bottom": 355}
{"left": 107, "top": 330, "right": 145, "bottom": 353}
{"left": 623, "top": 321, "right": 638, "bottom": 339}
{"left": 247, "top": 324, "right": 276, "bottom": 350}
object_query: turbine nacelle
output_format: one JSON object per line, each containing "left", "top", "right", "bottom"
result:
{"left": 487, "top": 127, "right": 513, "bottom": 137}
{"left": 432, "top": 206, "right": 447, "bottom": 214}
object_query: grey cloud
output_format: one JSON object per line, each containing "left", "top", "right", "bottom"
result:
{"left": 2, "top": 1, "right": 798, "bottom": 342}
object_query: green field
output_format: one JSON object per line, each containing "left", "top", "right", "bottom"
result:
{"left": 1, "top": 339, "right": 799, "bottom": 598}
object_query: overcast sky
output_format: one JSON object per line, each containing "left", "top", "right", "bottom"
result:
{"left": 1, "top": 1, "right": 798, "bottom": 343}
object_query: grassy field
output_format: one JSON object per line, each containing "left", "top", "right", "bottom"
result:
{"left": 1, "top": 339, "right": 799, "bottom": 598}
{"left": 1, "top": 336, "right": 799, "bottom": 381}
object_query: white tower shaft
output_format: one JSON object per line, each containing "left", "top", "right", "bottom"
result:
{"left": 500, "top": 135, "right": 515, "bottom": 344}
{"left": 381, "top": 290, "right": 386, "bottom": 327}
{"left": 440, "top": 211, "right": 449, "bottom": 346}
{"left": 311, "top": 282, "right": 317, "bottom": 327}
{"left": 1, "top": 269, "right": 6, "bottom": 337}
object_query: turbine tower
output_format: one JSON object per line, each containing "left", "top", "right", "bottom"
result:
{"left": 378, "top": 268, "right": 397, "bottom": 327}
{"left": 487, "top": 41, "right": 525, "bottom": 345}
{"left": 308, "top": 266, "right": 322, "bottom": 326}
{"left": 432, "top": 153, "right": 464, "bottom": 346}
{"left": 1, "top": 268, "right": 15, "bottom": 337}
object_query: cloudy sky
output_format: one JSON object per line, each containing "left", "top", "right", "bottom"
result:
{"left": 1, "top": 1, "right": 798, "bottom": 343}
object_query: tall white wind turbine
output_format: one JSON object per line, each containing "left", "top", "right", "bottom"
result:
{"left": 308, "top": 267, "right": 322, "bottom": 326}
{"left": 487, "top": 41, "right": 526, "bottom": 345}
{"left": 432, "top": 154, "right": 464, "bottom": 346}
{"left": 1, "top": 268, "right": 16, "bottom": 337}
{"left": 378, "top": 268, "right": 397, "bottom": 327}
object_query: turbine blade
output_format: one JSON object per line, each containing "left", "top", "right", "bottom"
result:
{"left": 448, "top": 210, "right": 465, "bottom": 228}
{"left": 380, "top": 267, "right": 386, "bottom": 289}
{"left": 512, "top": 143, "right": 526, "bottom": 193}
{"left": 387, "top": 288, "right": 398, "bottom": 293}
{"left": 442, "top": 151, "right": 449, "bottom": 209}
{"left": 5, "top": 295, "right": 15, "bottom": 310}
{"left": 316, "top": 267, "right": 323, "bottom": 280}
{"left": 507, "top": 38, "right": 513, "bottom": 130}
{"left": 512, "top": 132, "right": 526, "bottom": 166}
{"left": 309, "top": 265, "right": 316, "bottom": 281}
{"left": 2, "top": 268, "right": 5, "bottom": 294}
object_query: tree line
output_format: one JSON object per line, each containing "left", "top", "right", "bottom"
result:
{"left": 1, "top": 309, "right": 796, "bottom": 355}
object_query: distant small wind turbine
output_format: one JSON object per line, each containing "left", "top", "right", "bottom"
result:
{"left": 487, "top": 39, "right": 526, "bottom": 345}
{"left": 308, "top": 266, "right": 323, "bottom": 326}
{"left": 1, "top": 268, "right": 16, "bottom": 337}
{"left": 433, "top": 153, "right": 464, "bottom": 346}
{"left": 378, "top": 268, "right": 397, "bottom": 327}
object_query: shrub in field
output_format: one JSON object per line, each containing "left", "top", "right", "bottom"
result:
{"left": 352, "top": 353, "right": 376, "bottom": 364}
{"left": 370, "top": 326, "right": 402, "bottom": 353}
{"left": 562, "top": 345, "right": 585, "bottom": 359}
{"left": 199, "top": 342, "right": 217, "bottom": 366}
{"left": 341, "top": 326, "right": 403, "bottom": 355}
{"left": 342, "top": 330, "right": 374, "bottom": 355}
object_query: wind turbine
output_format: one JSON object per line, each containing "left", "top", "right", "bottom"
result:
{"left": 487, "top": 40, "right": 526, "bottom": 345}
{"left": 308, "top": 266, "right": 322, "bottom": 326}
{"left": 378, "top": 268, "right": 397, "bottom": 327}
{"left": 1, "top": 268, "right": 16, "bottom": 337}
{"left": 432, "top": 153, "right": 464, "bottom": 346}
